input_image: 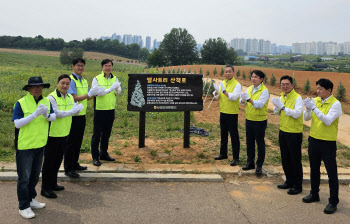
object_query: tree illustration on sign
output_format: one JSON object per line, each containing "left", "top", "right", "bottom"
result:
{"left": 130, "top": 80, "right": 145, "bottom": 108}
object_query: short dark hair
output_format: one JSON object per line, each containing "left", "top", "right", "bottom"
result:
{"left": 251, "top": 70, "right": 265, "bottom": 79}
{"left": 280, "top": 75, "right": 293, "bottom": 84}
{"left": 58, "top": 74, "right": 71, "bottom": 83}
{"left": 72, "top": 58, "right": 86, "bottom": 65}
{"left": 316, "top": 78, "right": 333, "bottom": 92}
{"left": 101, "top": 59, "right": 113, "bottom": 66}
{"left": 224, "top": 65, "right": 234, "bottom": 72}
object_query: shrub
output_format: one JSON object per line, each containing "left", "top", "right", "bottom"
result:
{"left": 206, "top": 70, "right": 210, "bottom": 76}
{"left": 199, "top": 67, "right": 203, "bottom": 74}
{"left": 220, "top": 67, "right": 224, "bottom": 77}
{"left": 242, "top": 70, "right": 246, "bottom": 80}
{"left": 213, "top": 67, "right": 217, "bottom": 75}
{"left": 336, "top": 81, "right": 346, "bottom": 102}
{"left": 270, "top": 73, "right": 276, "bottom": 86}
{"left": 304, "top": 78, "right": 311, "bottom": 94}
{"left": 236, "top": 69, "right": 240, "bottom": 78}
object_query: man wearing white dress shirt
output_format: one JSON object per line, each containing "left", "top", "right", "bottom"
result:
{"left": 302, "top": 78, "right": 342, "bottom": 214}
{"left": 240, "top": 70, "right": 270, "bottom": 175}
{"left": 272, "top": 75, "right": 303, "bottom": 195}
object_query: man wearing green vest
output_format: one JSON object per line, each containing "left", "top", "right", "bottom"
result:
{"left": 212, "top": 65, "right": 241, "bottom": 166}
{"left": 65, "top": 58, "right": 101, "bottom": 178}
{"left": 272, "top": 75, "right": 303, "bottom": 195}
{"left": 12, "top": 76, "right": 56, "bottom": 219}
{"left": 240, "top": 70, "right": 270, "bottom": 175}
{"left": 302, "top": 78, "right": 342, "bottom": 214}
{"left": 41, "top": 74, "right": 84, "bottom": 199}
{"left": 91, "top": 59, "right": 121, "bottom": 166}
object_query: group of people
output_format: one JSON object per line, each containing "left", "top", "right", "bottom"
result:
{"left": 13, "top": 58, "right": 121, "bottom": 219}
{"left": 213, "top": 65, "right": 342, "bottom": 215}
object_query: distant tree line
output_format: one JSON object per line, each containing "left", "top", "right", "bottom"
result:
{"left": 0, "top": 35, "right": 149, "bottom": 61}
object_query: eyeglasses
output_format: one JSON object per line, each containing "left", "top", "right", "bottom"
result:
{"left": 281, "top": 83, "right": 291, "bottom": 87}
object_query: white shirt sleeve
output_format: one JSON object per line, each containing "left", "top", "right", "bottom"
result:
{"left": 227, "top": 83, "right": 241, "bottom": 101}
{"left": 48, "top": 95, "right": 72, "bottom": 118}
{"left": 312, "top": 101, "right": 342, "bottom": 126}
{"left": 251, "top": 89, "right": 269, "bottom": 109}
{"left": 92, "top": 77, "right": 99, "bottom": 88}
{"left": 14, "top": 114, "right": 36, "bottom": 129}
{"left": 283, "top": 96, "right": 303, "bottom": 119}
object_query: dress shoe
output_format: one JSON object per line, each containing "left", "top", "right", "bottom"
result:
{"left": 255, "top": 167, "right": 262, "bottom": 175}
{"left": 287, "top": 188, "right": 302, "bottom": 195}
{"left": 277, "top": 183, "right": 293, "bottom": 189}
{"left": 75, "top": 165, "right": 87, "bottom": 171}
{"left": 214, "top": 155, "right": 228, "bottom": 160}
{"left": 41, "top": 189, "right": 57, "bottom": 199}
{"left": 100, "top": 154, "right": 115, "bottom": 161}
{"left": 93, "top": 159, "right": 101, "bottom": 166}
{"left": 230, "top": 159, "right": 239, "bottom": 166}
{"left": 242, "top": 164, "right": 255, "bottom": 171}
{"left": 53, "top": 185, "right": 65, "bottom": 191}
{"left": 65, "top": 171, "right": 80, "bottom": 178}
{"left": 302, "top": 194, "right": 320, "bottom": 203}
{"left": 324, "top": 203, "right": 337, "bottom": 214}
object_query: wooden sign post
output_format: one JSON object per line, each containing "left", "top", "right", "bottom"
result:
{"left": 127, "top": 73, "right": 203, "bottom": 148}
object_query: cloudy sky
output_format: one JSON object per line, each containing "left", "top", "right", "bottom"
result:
{"left": 1, "top": 0, "right": 349, "bottom": 46}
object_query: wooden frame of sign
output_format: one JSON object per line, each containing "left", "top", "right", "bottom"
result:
{"left": 127, "top": 73, "right": 203, "bottom": 148}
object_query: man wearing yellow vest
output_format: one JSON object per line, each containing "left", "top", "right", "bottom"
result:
{"left": 91, "top": 59, "right": 121, "bottom": 166}
{"left": 272, "top": 75, "right": 303, "bottom": 195}
{"left": 65, "top": 58, "right": 101, "bottom": 178}
{"left": 240, "top": 70, "right": 270, "bottom": 175}
{"left": 12, "top": 76, "right": 56, "bottom": 219}
{"left": 212, "top": 65, "right": 241, "bottom": 166}
{"left": 302, "top": 78, "right": 342, "bottom": 214}
{"left": 41, "top": 74, "right": 84, "bottom": 199}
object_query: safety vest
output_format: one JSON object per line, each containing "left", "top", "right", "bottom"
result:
{"left": 49, "top": 89, "right": 74, "bottom": 137}
{"left": 310, "top": 95, "right": 340, "bottom": 141}
{"left": 279, "top": 89, "right": 303, "bottom": 133}
{"left": 219, "top": 78, "right": 240, "bottom": 114}
{"left": 95, "top": 72, "right": 117, "bottom": 110}
{"left": 70, "top": 74, "right": 88, "bottom": 115}
{"left": 17, "top": 92, "right": 51, "bottom": 150}
{"left": 245, "top": 83, "right": 269, "bottom": 121}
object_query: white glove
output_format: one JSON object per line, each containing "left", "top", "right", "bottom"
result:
{"left": 33, "top": 104, "right": 48, "bottom": 118}
{"left": 108, "top": 82, "right": 119, "bottom": 92}
{"left": 75, "top": 104, "right": 84, "bottom": 115}
{"left": 70, "top": 103, "right": 81, "bottom": 114}
{"left": 116, "top": 86, "right": 122, "bottom": 94}
{"left": 220, "top": 82, "right": 226, "bottom": 93}
{"left": 272, "top": 97, "right": 284, "bottom": 110}
{"left": 240, "top": 92, "right": 250, "bottom": 101}
{"left": 303, "top": 97, "right": 316, "bottom": 110}
{"left": 88, "top": 87, "right": 99, "bottom": 97}
{"left": 213, "top": 83, "right": 219, "bottom": 92}
{"left": 96, "top": 86, "right": 107, "bottom": 96}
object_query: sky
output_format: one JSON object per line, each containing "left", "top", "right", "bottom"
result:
{"left": 1, "top": 0, "right": 349, "bottom": 46}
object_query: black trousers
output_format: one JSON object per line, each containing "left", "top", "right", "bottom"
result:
{"left": 64, "top": 115, "right": 86, "bottom": 172}
{"left": 279, "top": 130, "right": 303, "bottom": 189}
{"left": 220, "top": 113, "right": 240, "bottom": 160}
{"left": 308, "top": 136, "right": 339, "bottom": 205}
{"left": 246, "top": 119, "right": 267, "bottom": 168}
{"left": 91, "top": 109, "right": 115, "bottom": 160}
{"left": 42, "top": 136, "right": 67, "bottom": 190}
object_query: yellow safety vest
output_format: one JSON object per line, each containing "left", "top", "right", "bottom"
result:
{"left": 245, "top": 83, "right": 269, "bottom": 121}
{"left": 70, "top": 74, "right": 88, "bottom": 115}
{"left": 310, "top": 95, "right": 340, "bottom": 141}
{"left": 279, "top": 89, "right": 303, "bottom": 133}
{"left": 219, "top": 78, "right": 240, "bottom": 114}
{"left": 17, "top": 92, "right": 51, "bottom": 150}
{"left": 95, "top": 72, "right": 117, "bottom": 110}
{"left": 49, "top": 89, "right": 74, "bottom": 137}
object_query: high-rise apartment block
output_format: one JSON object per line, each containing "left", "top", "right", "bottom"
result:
{"left": 230, "top": 38, "right": 271, "bottom": 54}
{"left": 292, "top": 41, "right": 349, "bottom": 55}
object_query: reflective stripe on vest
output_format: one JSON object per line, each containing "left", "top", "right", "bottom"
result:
{"left": 310, "top": 95, "right": 340, "bottom": 141}
{"left": 70, "top": 74, "right": 88, "bottom": 115}
{"left": 279, "top": 89, "right": 303, "bottom": 133}
{"left": 49, "top": 90, "right": 74, "bottom": 137}
{"left": 17, "top": 92, "right": 50, "bottom": 150}
{"left": 219, "top": 78, "right": 240, "bottom": 114}
{"left": 245, "top": 83, "right": 269, "bottom": 121}
{"left": 95, "top": 72, "right": 117, "bottom": 110}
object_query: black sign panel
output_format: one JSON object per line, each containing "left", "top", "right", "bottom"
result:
{"left": 127, "top": 74, "right": 203, "bottom": 112}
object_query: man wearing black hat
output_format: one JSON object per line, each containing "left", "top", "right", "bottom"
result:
{"left": 12, "top": 76, "right": 56, "bottom": 219}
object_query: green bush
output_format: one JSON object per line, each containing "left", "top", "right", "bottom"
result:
{"left": 336, "top": 81, "right": 346, "bottom": 102}
{"left": 270, "top": 73, "right": 276, "bottom": 86}
{"left": 304, "top": 78, "right": 311, "bottom": 94}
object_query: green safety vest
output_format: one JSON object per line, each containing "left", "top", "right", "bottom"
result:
{"left": 245, "top": 83, "right": 269, "bottom": 121}
{"left": 310, "top": 95, "right": 340, "bottom": 141}
{"left": 70, "top": 74, "right": 88, "bottom": 115}
{"left": 95, "top": 72, "right": 117, "bottom": 110}
{"left": 49, "top": 89, "right": 74, "bottom": 137}
{"left": 219, "top": 78, "right": 240, "bottom": 114}
{"left": 279, "top": 89, "right": 303, "bottom": 133}
{"left": 17, "top": 92, "right": 51, "bottom": 150}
